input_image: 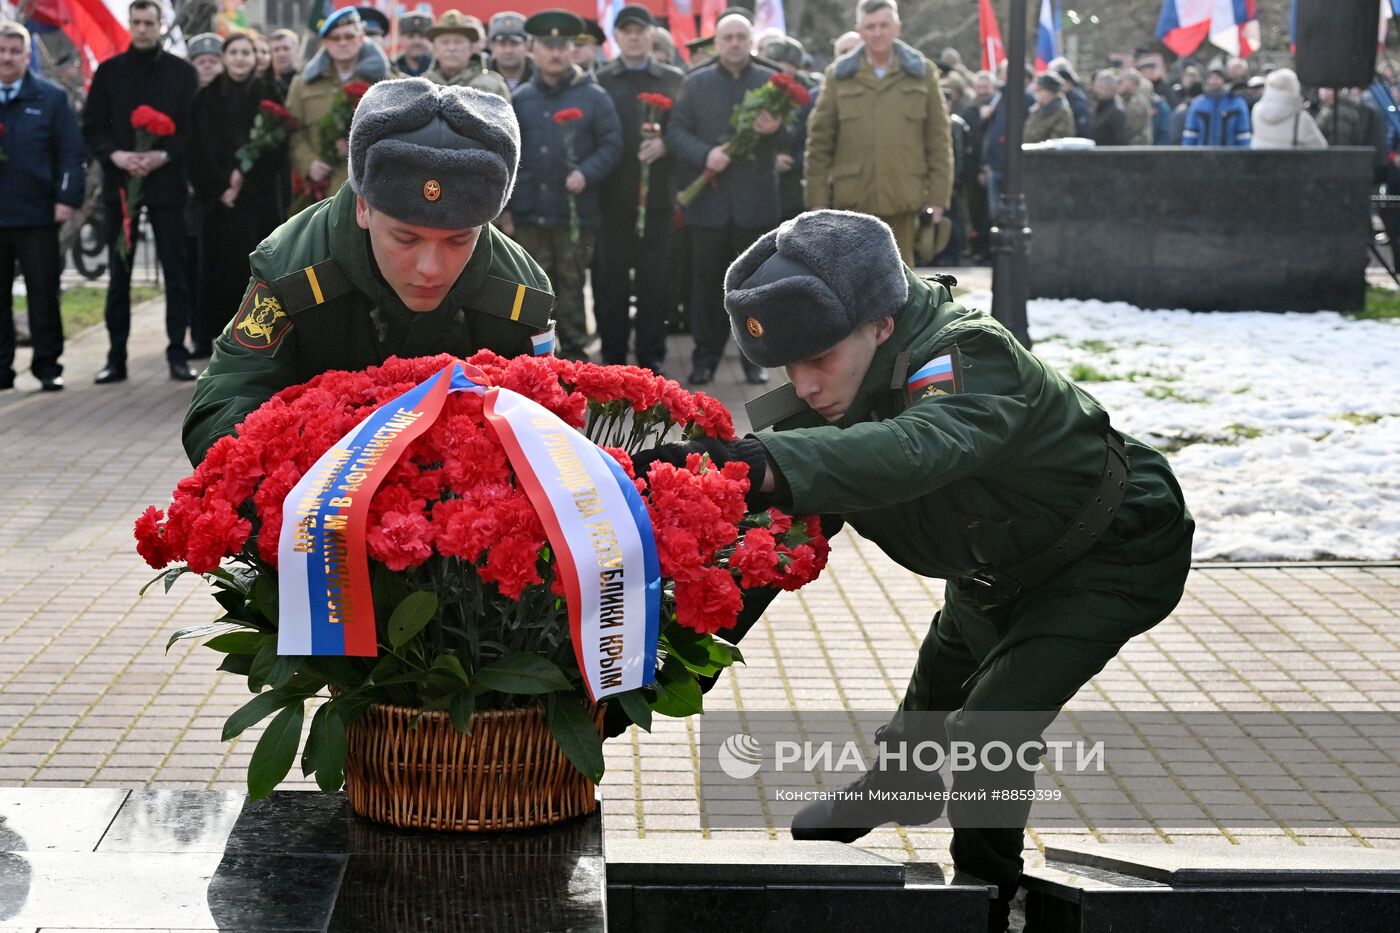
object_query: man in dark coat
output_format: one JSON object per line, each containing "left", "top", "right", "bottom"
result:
{"left": 629, "top": 211, "right": 1193, "bottom": 933}
{"left": 0, "top": 20, "right": 85, "bottom": 392}
{"left": 82, "top": 0, "right": 199, "bottom": 383}
{"left": 1090, "top": 69, "right": 1127, "bottom": 147}
{"left": 502, "top": 10, "right": 621, "bottom": 362}
{"left": 593, "top": 4, "right": 684, "bottom": 373}
{"left": 666, "top": 13, "right": 786, "bottom": 386}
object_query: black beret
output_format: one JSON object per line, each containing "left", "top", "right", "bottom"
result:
{"left": 725, "top": 211, "right": 909, "bottom": 369}
{"left": 349, "top": 78, "right": 519, "bottom": 229}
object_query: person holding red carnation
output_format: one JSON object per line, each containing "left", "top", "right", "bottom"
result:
{"left": 630, "top": 210, "right": 1194, "bottom": 932}
{"left": 82, "top": 0, "right": 200, "bottom": 384}
{"left": 182, "top": 78, "right": 557, "bottom": 464}
{"left": 187, "top": 31, "right": 287, "bottom": 358}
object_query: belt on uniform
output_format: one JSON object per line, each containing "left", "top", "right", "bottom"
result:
{"left": 963, "top": 429, "right": 1129, "bottom": 602}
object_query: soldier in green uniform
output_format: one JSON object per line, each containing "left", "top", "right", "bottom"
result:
{"left": 629, "top": 210, "right": 1193, "bottom": 931}
{"left": 183, "top": 77, "right": 556, "bottom": 464}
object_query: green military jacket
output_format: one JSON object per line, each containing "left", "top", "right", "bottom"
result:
{"left": 755, "top": 273, "right": 1190, "bottom": 586}
{"left": 183, "top": 185, "right": 554, "bottom": 464}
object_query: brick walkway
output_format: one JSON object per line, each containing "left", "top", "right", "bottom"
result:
{"left": 2, "top": 295, "right": 1398, "bottom": 879}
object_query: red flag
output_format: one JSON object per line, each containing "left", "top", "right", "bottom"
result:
{"left": 979, "top": 0, "right": 1006, "bottom": 72}
{"left": 668, "top": 0, "right": 697, "bottom": 62}
{"left": 700, "top": 0, "right": 725, "bottom": 37}
{"left": 36, "top": 0, "right": 129, "bottom": 81}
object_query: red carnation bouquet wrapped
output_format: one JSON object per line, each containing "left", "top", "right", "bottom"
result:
{"left": 676, "top": 73, "right": 811, "bottom": 208}
{"left": 635, "top": 92, "right": 673, "bottom": 236}
{"left": 118, "top": 105, "right": 178, "bottom": 259}
{"left": 139, "top": 353, "right": 829, "bottom": 798}
{"left": 235, "top": 99, "right": 298, "bottom": 174}
{"left": 290, "top": 79, "right": 372, "bottom": 216}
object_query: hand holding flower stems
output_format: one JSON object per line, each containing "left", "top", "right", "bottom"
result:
{"left": 677, "top": 73, "right": 811, "bottom": 208}
{"left": 635, "top": 93, "right": 673, "bottom": 237}
{"left": 553, "top": 108, "right": 585, "bottom": 243}
{"left": 236, "top": 100, "right": 298, "bottom": 176}
{"left": 118, "top": 105, "right": 178, "bottom": 260}
{"left": 290, "top": 80, "right": 371, "bottom": 216}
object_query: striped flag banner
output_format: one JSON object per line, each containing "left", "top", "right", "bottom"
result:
{"left": 277, "top": 362, "right": 661, "bottom": 702}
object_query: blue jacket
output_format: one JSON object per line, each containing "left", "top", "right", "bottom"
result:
{"left": 0, "top": 71, "right": 85, "bottom": 228}
{"left": 1182, "top": 91, "right": 1252, "bottom": 147}
{"left": 509, "top": 66, "right": 622, "bottom": 229}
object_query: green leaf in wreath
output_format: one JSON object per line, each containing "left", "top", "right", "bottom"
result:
{"left": 252, "top": 573, "right": 279, "bottom": 624}
{"left": 616, "top": 688, "right": 653, "bottom": 733}
{"left": 650, "top": 674, "right": 703, "bottom": 717}
{"left": 166, "top": 620, "right": 243, "bottom": 653}
{"left": 205, "top": 631, "right": 271, "bottom": 655}
{"left": 247, "top": 700, "right": 305, "bottom": 800}
{"left": 431, "top": 654, "right": 471, "bottom": 686}
{"left": 449, "top": 690, "right": 475, "bottom": 735}
{"left": 248, "top": 644, "right": 300, "bottom": 692}
{"left": 141, "top": 567, "right": 191, "bottom": 597}
{"left": 222, "top": 686, "right": 310, "bottom": 742}
{"left": 387, "top": 591, "right": 439, "bottom": 648}
{"left": 547, "top": 696, "right": 604, "bottom": 783}
{"left": 302, "top": 702, "right": 347, "bottom": 793}
{"left": 474, "top": 654, "right": 572, "bottom": 694}
{"left": 217, "top": 653, "right": 256, "bottom": 677}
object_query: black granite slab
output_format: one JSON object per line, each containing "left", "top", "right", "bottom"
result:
{"left": 1024, "top": 844, "right": 1400, "bottom": 933}
{"left": 606, "top": 837, "right": 904, "bottom": 885}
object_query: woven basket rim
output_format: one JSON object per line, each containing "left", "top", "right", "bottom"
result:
{"left": 362, "top": 700, "right": 548, "bottom": 721}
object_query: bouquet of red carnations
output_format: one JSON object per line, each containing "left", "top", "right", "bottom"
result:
{"left": 676, "top": 73, "right": 811, "bottom": 207}
{"left": 119, "top": 105, "right": 177, "bottom": 259}
{"left": 137, "top": 353, "right": 829, "bottom": 799}
{"left": 235, "top": 99, "right": 298, "bottom": 174}
{"left": 635, "top": 92, "right": 673, "bottom": 236}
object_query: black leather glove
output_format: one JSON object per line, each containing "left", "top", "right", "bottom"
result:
{"left": 630, "top": 437, "right": 772, "bottom": 510}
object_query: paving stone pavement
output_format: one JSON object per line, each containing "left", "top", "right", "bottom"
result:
{"left": 2, "top": 293, "right": 1398, "bottom": 880}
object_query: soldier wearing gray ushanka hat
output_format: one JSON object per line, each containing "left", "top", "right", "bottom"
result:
{"left": 348, "top": 77, "right": 519, "bottom": 229}
{"left": 724, "top": 210, "right": 909, "bottom": 369}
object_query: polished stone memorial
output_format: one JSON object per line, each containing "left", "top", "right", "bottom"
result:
{"left": 1023, "top": 842, "right": 1400, "bottom": 932}
{"left": 606, "top": 837, "right": 995, "bottom": 933}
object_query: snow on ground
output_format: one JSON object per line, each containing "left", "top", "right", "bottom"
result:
{"left": 962, "top": 291, "right": 1400, "bottom": 561}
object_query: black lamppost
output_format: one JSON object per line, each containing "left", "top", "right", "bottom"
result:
{"left": 991, "top": 0, "right": 1032, "bottom": 348}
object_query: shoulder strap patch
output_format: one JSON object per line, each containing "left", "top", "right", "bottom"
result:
{"left": 273, "top": 260, "right": 355, "bottom": 316}
{"left": 746, "top": 381, "right": 808, "bottom": 431}
{"left": 472, "top": 275, "right": 554, "bottom": 329}
{"left": 231, "top": 280, "right": 292, "bottom": 352}
{"left": 906, "top": 346, "right": 962, "bottom": 400}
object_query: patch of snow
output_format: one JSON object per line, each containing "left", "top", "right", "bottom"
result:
{"left": 963, "top": 292, "right": 1400, "bottom": 561}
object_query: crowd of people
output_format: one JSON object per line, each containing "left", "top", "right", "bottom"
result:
{"left": 4, "top": 0, "right": 1400, "bottom": 394}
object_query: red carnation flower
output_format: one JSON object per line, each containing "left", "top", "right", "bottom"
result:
{"left": 553, "top": 107, "right": 585, "bottom": 124}
{"left": 342, "top": 80, "right": 371, "bottom": 103}
{"left": 675, "top": 566, "right": 744, "bottom": 634}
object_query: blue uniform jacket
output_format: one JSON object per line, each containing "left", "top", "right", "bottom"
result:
{"left": 1182, "top": 91, "right": 1252, "bottom": 147}
{"left": 508, "top": 65, "right": 622, "bottom": 229}
{"left": 0, "top": 71, "right": 85, "bottom": 228}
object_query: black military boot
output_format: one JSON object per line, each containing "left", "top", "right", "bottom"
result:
{"left": 790, "top": 728, "right": 946, "bottom": 843}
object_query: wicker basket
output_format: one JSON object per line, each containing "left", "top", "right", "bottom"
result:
{"left": 342, "top": 701, "right": 604, "bottom": 832}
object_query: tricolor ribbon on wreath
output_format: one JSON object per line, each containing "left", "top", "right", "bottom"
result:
{"left": 276, "top": 361, "right": 661, "bottom": 701}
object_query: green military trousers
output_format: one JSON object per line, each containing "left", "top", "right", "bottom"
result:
{"left": 511, "top": 224, "right": 595, "bottom": 361}
{"left": 886, "top": 529, "right": 1192, "bottom": 899}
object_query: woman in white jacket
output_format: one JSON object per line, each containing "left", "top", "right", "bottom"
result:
{"left": 1251, "top": 68, "right": 1328, "bottom": 149}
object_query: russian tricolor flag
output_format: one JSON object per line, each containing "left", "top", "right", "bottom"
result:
{"left": 1035, "top": 0, "right": 1060, "bottom": 72}
{"left": 1159, "top": 0, "right": 1259, "bottom": 58}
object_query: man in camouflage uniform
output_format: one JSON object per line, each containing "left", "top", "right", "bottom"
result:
{"left": 184, "top": 79, "right": 556, "bottom": 463}
{"left": 630, "top": 211, "right": 1193, "bottom": 932}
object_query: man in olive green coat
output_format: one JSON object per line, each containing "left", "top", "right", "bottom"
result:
{"left": 422, "top": 10, "right": 511, "bottom": 100}
{"left": 285, "top": 8, "right": 394, "bottom": 201}
{"left": 803, "top": 0, "right": 953, "bottom": 264}
{"left": 184, "top": 79, "right": 556, "bottom": 464}
{"left": 630, "top": 210, "right": 1192, "bottom": 931}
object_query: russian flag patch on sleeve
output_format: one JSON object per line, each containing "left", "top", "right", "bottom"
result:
{"left": 531, "top": 327, "right": 556, "bottom": 356}
{"left": 907, "top": 349, "right": 960, "bottom": 400}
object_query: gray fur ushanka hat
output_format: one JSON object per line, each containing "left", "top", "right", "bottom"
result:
{"left": 349, "top": 78, "right": 519, "bottom": 229}
{"left": 724, "top": 210, "right": 910, "bottom": 369}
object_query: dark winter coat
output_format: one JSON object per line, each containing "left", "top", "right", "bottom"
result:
{"left": 82, "top": 45, "right": 198, "bottom": 207}
{"left": 0, "top": 71, "right": 85, "bottom": 228}
{"left": 667, "top": 57, "right": 788, "bottom": 229}
{"left": 595, "top": 56, "right": 685, "bottom": 216}
{"left": 1091, "top": 96, "right": 1127, "bottom": 147}
{"left": 508, "top": 65, "right": 622, "bottom": 230}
